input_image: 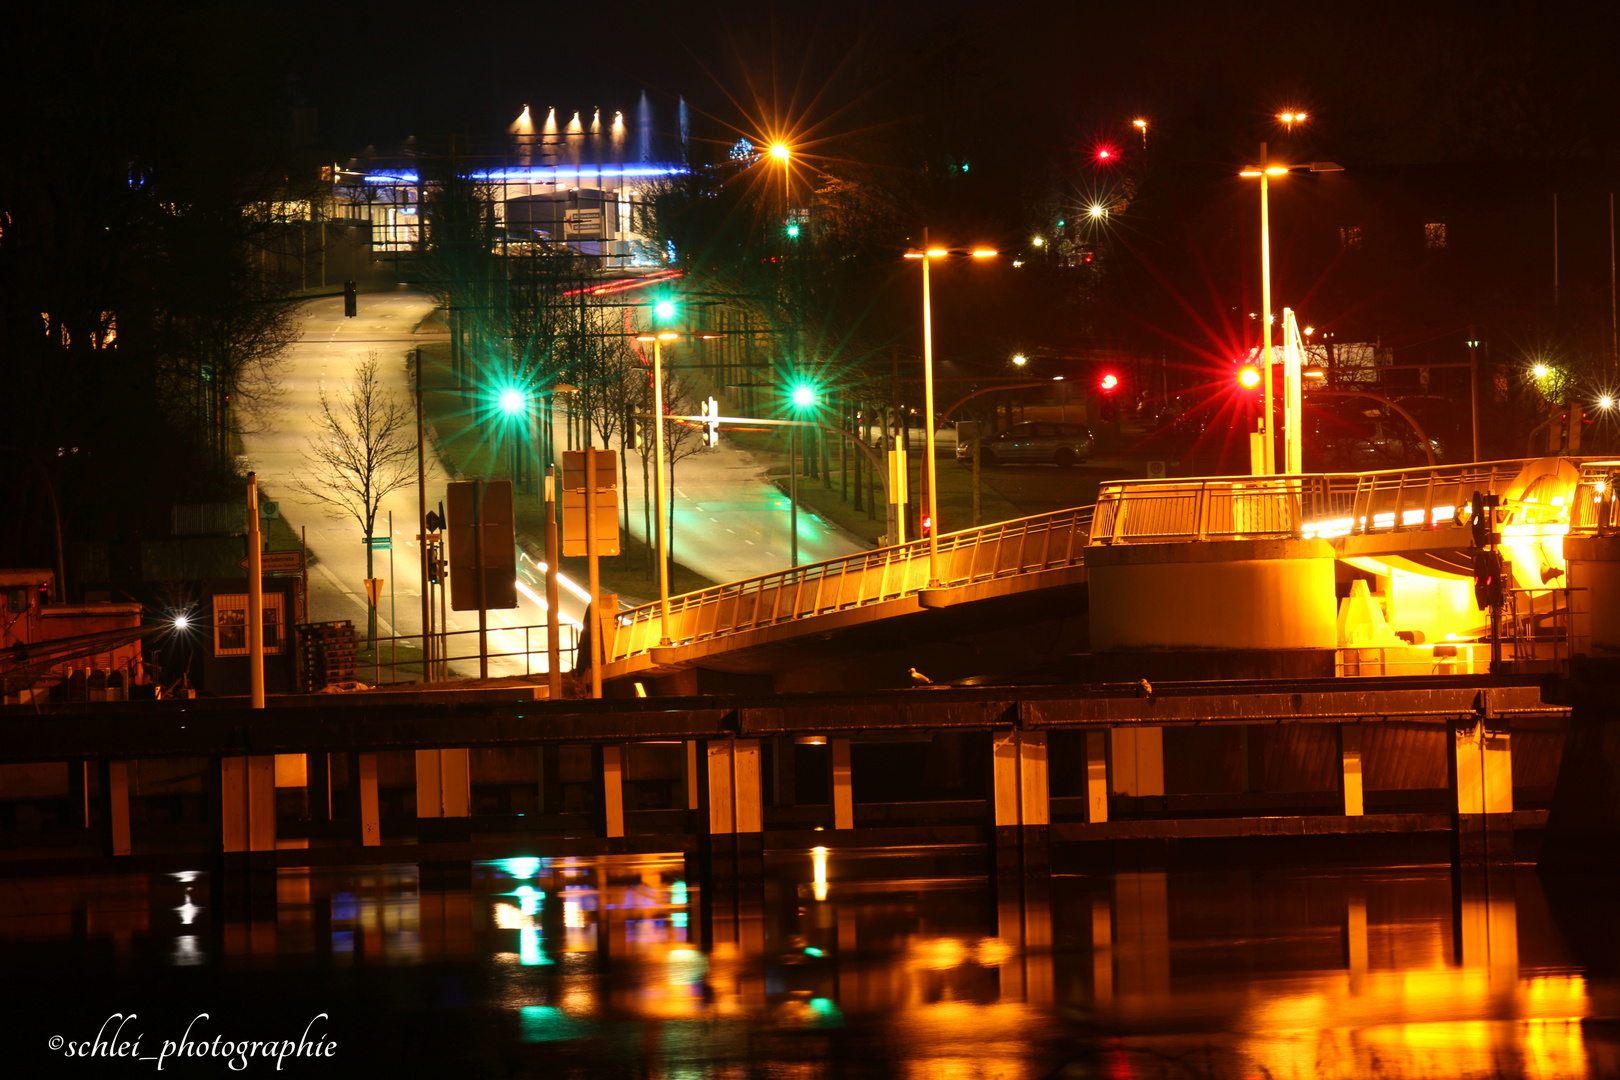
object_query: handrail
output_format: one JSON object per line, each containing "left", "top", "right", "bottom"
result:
{"left": 604, "top": 505, "right": 1094, "bottom": 665}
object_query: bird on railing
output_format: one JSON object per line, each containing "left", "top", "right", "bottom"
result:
{"left": 1137, "top": 678, "right": 1154, "bottom": 699}
{"left": 908, "top": 667, "right": 933, "bottom": 685}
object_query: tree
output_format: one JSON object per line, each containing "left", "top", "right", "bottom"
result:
{"left": 291, "top": 355, "right": 416, "bottom": 641}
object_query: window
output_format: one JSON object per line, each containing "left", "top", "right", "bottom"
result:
{"left": 213, "top": 593, "right": 283, "bottom": 656}
{"left": 1424, "top": 222, "right": 1447, "bottom": 249}
{"left": 1340, "top": 226, "right": 1363, "bottom": 249}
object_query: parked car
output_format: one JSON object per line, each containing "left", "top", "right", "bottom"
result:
{"left": 956, "top": 421, "right": 1095, "bottom": 467}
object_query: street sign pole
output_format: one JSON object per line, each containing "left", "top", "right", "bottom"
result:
{"left": 246, "top": 473, "right": 264, "bottom": 709}
{"left": 585, "top": 437, "right": 602, "bottom": 700}
{"left": 545, "top": 465, "right": 562, "bottom": 700}
{"left": 388, "top": 511, "right": 396, "bottom": 676}
{"left": 475, "top": 480, "right": 488, "bottom": 680}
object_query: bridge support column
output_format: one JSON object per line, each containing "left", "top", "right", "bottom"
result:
{"left": 353, "top": 752, "right": 380, "bottom": 847}
{"left": 221, "top": 755, "right": 276, "bottom": 853}
{"left": 707, "top": 739, "right": 763, "bottom": 870}
{"left": 830, "top": 738, "right": 854, "bottom": 830}
{"left": 601, "top": 745, "right": 625, "bottom": 838}
{"left": 1084, "top": 731, "right": 1109, "bottom": 823}
{"left": 1451, "top": 718, "right": 1513, "bottom": 865}
{"left": 993, "top": 730, "right": 1050, "bottom": 880}
{"left": 102, "top": 760, "right": 131, "bottom": 857}
{"left": 415, "top": 749, "right": 470, "bottom": 819}
{"left": 1340, "top": 723, "right": 1365, "bottom": 816}
{"left": 1110, "top": 726, "right": 1164, "bottom": 800}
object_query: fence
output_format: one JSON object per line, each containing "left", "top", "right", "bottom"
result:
{"left": 604, "top": 506, "right": 1094, "bottom": 664}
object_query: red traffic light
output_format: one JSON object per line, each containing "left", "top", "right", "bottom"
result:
{"left": 1095, "top": 145, "right": 1118, "bottom": 163}
{"left": 1236, "top": 364, "right": 1262, "bottom": 390}
{"left": 1100, "top": 372, "right": 1119, "bottom": 391}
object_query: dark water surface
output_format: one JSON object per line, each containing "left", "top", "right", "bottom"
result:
{"left": 6, "top": 850, "right": 1619, "bottom": 1077}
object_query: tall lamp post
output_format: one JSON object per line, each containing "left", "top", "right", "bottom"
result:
{"left": 635, "top": 330, "right": 680, "bottom": 646}
{"left": 1239, "top": 152, "right": 1343, "bottom": 474}
{"left": 904, "top": 236, "right": 997, "bottom": 586}
{"left": 787, "top": 382, "right": 817, "bottom": 566}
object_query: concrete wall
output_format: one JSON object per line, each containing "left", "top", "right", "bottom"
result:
{"left": 1085, "top": 538, "right": 1337, "bottom": 652}
{"left": 1567, "top": 535, "right": 1620, "bottom": 655}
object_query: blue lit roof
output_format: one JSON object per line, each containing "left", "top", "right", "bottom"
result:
{"left": 363, "top": 164, "right": 690, "bottom": 184}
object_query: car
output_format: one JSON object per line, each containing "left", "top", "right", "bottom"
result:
{"left": 956, "top": 421, "right": 1095, "bottom": 467}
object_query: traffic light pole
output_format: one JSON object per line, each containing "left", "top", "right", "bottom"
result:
{"left": 651, "top": 338, "right": 673, "bottom": 646}
{"left": 1259, "top": 143, "right": 1276, "bottom": 476}
{"left": 921, "top": 229, "right": 943, "bottom": 585}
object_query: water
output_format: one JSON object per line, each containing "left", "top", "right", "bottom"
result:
{"left": 6, "top": 851, "right": 1618, "bottom": 1077}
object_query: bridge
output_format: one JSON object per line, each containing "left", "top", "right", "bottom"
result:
{"left": 600, "top": 455, "right": 1618, "bottom": 692}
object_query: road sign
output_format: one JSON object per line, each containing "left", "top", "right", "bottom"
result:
{"left": 447, "top": 479, "right": 517, "bottom": 612}
{"left": 366, "top": 535, "right": 391, "bottom": 550}
{"left": 364, "top": 578, "right": 384, "bottom": 607}
{"left": 561, "top": 449, "right": 620, "bottom": 557}
{"left": 239, "top": 550, "right": 305, "bottom": 575}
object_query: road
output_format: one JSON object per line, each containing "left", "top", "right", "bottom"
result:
{"left": 243, "top": 285, "right": 864, "bottom": 679}
{"left": 615, "top": 442, "right": 865, "bottom": 586}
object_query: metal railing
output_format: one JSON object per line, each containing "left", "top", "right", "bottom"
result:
{"left": 355, "top": 622, "right": 581, "bottom": 686}
{"left": 1091, "top": 459, "right": 1556, "bottom": 545}
{"left": 604, "top": 506, "right": 1094, "bottom": 665}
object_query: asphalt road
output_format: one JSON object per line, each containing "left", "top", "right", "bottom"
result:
{"left": 241, "top": 285, "right": 864, "bottom": 678}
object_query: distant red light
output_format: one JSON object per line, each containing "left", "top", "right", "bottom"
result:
{"left": 1100, "top": 373, "right": 1119, "bottom": 390}
{"left": 1237, "top": 365, "right": 1262, "bottom": 390}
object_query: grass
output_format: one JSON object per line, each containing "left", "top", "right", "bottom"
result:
{"left": 724, "top": 426, "right": 1026, "bottom": 547}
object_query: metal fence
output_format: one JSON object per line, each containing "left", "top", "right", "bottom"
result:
{"left": 358, "top": 622, "right": 581, "bottom": 686}
{"left": 604, "top": 506, "right": 1094, "bottom": 664}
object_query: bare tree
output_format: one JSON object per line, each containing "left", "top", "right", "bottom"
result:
{"left": 291, "top": 354, "right": 416, "bottom": 640}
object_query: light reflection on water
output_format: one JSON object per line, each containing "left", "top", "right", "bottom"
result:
{"left": 2, "top": 854, "right": 1618, "bottom": 1078}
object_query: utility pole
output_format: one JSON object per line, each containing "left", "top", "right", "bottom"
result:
{"left": 544, "top": 464, "right": 562, "bottom": 699}
{"left": 1467, "top": 327, "right": 1481, "bottom": 462}
{"left": 246, "top": 472, "right": 264, "bottom": 709}
{"left": 416, "top": 347, "right": 433, "bottom": 683}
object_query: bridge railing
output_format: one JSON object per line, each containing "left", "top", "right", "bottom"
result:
{"left": 604, "top": 505, "right": 1094, "bottom": 664}
{"left": 1091, "top": 460, "right": 1539, "bottom": 544}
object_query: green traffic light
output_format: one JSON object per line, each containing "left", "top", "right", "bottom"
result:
{"left": 499, "top": 387, "right": 526, "bottom": 414}
{"left": 786, "top": 222, "right": 800, "bottom": 239}
{"left": 792, "top": 384, "right": 816, "bottom": 408}
{"left": 654, "top": 299, "right": 677, "bottom": 321}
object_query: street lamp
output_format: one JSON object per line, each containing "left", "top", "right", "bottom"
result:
{"left": 1012, "top": 353, "right": 1028, "bottom": 367}
{"left": 903, "top": 237, "right": 998, "bottom": 586}
{"left": 1133, "top": 118, "right": 1148, "bottom": 147}
{"left": 1277, "top": 111, "right": 1308, "bottom": 133}
{"left": 634, "top": 331, "right": 681, "bottom": 645}
{"left": 1239, "top": 152, "right": 1343, "bottom": 474}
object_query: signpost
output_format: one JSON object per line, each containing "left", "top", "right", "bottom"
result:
{"left": 447, "top": 479, "right": 517, "bottom": 679}
{"left": 561, "top": 447, "right": 618, "bottom": 698}
{"left": 239, "top": 550, "right": 305, "bottom": 575}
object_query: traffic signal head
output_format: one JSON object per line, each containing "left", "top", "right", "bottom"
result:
{"left": 624, "top": 413, "right": 642, "bottom": 450}
{"left": 1470, "top": 491, "right": 1499, "bottom": 549}
{"left": 702, "top": 396, "right": 720, "bottom": 447}
{"left": 785, "top": 222, "right": 800, "bottom": 239}
{"left": 498, "top": 387, "right": 525, "bottom": 415}
{"left": 791, "top": 384, "right": 816, "bottom": 409}
{"left": 653, "top": 298, "right": 677, "bottom": 322}
{"left": 1473, "top": 549, "right": 1505, "bottom": 610}
{"left": 1237, "top": 364, "right": 1262, "bottom": 391}
{"left": 1100, "top": 372, "right": 1119, "bottom": 391}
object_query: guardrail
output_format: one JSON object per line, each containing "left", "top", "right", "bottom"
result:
{"left": 604, "top": 506, "right": 1094, "bottom": 665}
{"left": 358, "top": 622, "right": 581, "bottom": 686}
{"left": 1090, "top": 459, "right": 1568, "bottom": 544}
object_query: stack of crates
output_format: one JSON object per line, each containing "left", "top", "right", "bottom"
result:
{"left": 297, "top": 620, "right": 357, "bottom": 691}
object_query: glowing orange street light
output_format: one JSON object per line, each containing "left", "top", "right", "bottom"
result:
{"left": 769, "top": 142, "right": 791, "bottom": 161}
{"left": 1132, "top": 118, "right": 1148, "bottom": 146}
{"left": 1278, "top": 111, "right": 1308, "bottom": 133}
{"left": 902, "top": 239, "right": 999, "bottom": 584}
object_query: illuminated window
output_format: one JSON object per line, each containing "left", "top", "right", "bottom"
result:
{"left": 1424, "top": 222, "right": 1447, "bottom": 249}
{"left": 213, "top": 593, "right": 284, "bottom": 656}
{"left": 1340, "top": 226, "right": 1362, "bottom": 249}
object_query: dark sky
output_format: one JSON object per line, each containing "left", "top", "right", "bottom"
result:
{"left": 287, "top": 0, "right": 1620, "bottom": 168}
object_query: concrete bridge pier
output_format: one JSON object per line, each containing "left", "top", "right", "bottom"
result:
{"left": 993, "top": 729, "right": 1050, "bottom": 899}
{"left": 415, "top": 748, "right": 471, "bottom": 843}
{"left": 98, "top": 760, "right": 132, "bottom": 857}
{"left": 699, "top": 739, "right": 764, "bottom": 946}
{"left": 1449, "top": 714, "right": 1514, "bottom": 867}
